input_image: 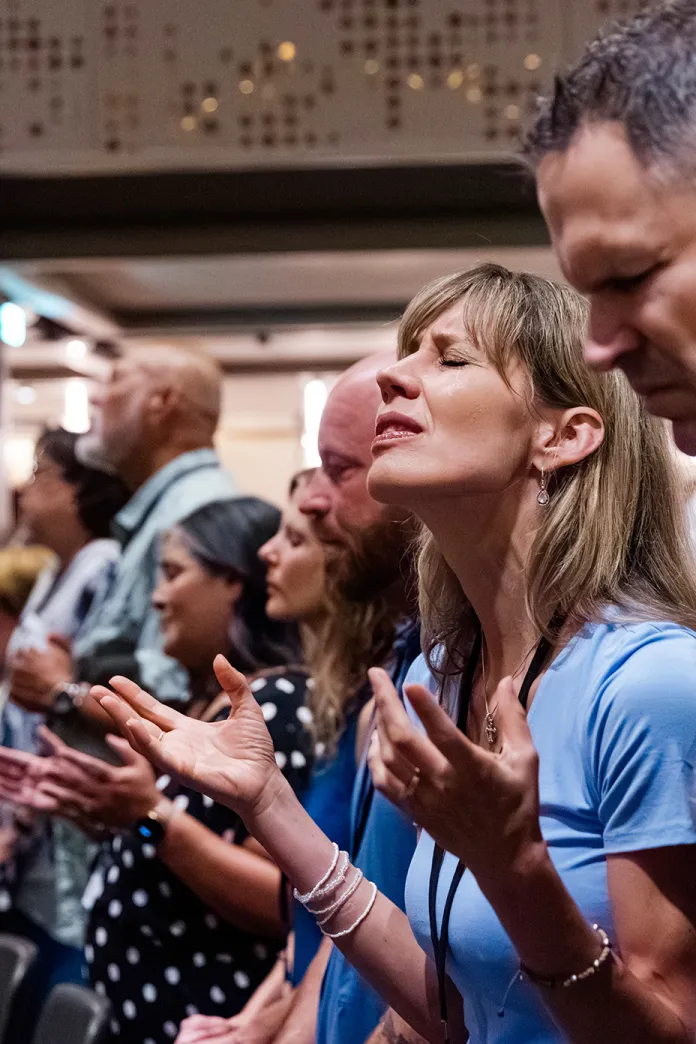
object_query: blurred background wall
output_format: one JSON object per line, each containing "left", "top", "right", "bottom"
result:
{"left": 0, "top": 0, "right": 648, "bottom": 518}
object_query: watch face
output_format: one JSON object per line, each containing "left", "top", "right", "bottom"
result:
{"left": 52, "top": 689, "right": 75, "bottom": 717}
{"left": 135, "top": 817, "right": 165, "bottom": 847}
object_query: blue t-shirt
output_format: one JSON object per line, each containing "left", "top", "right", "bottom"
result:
{"left": 316, "top": 624, "right": 421, "bottom": 1044}
{"left": 406, "top": 619, "right": 696, "bottom": 1044}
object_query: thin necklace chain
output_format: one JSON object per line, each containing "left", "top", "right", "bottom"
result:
{"left": 479, "top": 634, "right": 542, "bottom": 747}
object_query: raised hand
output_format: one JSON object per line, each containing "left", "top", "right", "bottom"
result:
{"left": 92, "top": 654, "right": 284, "bottom": 818}
{"left": 367, "top": 667, "right": 544, "bottom": 887}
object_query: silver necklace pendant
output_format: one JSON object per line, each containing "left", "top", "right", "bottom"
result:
{"left": 484, "top": 711, "right": 498, "bottom": 748}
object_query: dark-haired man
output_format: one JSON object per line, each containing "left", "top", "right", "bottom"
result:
{"left": 527, "top": 0, "right": 696, "bottom": 454}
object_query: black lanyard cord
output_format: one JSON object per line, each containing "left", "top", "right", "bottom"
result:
{"left": 429, "top": 613, "right": 565, "bottom": 1042}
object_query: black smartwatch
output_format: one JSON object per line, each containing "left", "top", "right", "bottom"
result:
{"left": 50, "top": 682, "right": 87, "bottom": 717}
{"left": 134, "top": 805, "right": 172, "bottom": 848}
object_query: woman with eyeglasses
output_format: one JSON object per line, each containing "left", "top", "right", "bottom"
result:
{"left": 0, "top": 496, "right": 315, "bottom": 1044}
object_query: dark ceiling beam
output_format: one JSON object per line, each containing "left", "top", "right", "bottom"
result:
{"left": 0, "top": 162, "right": 545, "bottom": 260}
{"left": 117, "top": 302, "right": 406, "bottom": 335}
{"left": 8, "top": 357, "right": 361, "bottom": 379}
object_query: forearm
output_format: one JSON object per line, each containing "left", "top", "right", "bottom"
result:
{"left": 272, "top": 938, "right": 331, "bottom": 1044}
{"left": 159, "top": 811, "right": 285, "bottom": 937}
{"left": 365, "top": 1010, "right": 432, "bottom": 1044}
{"left": 484, "top": 846, "right": 691, "bottom": 1044}
{"left": 247, "top": 780, "right": 441, "bottom": 1043}
{"left": 241, "top": 956, "right": 291, "bottom": 1020}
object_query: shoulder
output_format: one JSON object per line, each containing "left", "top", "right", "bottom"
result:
{"left": 578, "top": 620, "right": 696, "bottom": 760}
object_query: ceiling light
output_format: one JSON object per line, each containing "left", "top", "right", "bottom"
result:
{"left": 66, "top": 338, "right": 88, "bottom": 362}
{"left": 278, "top": 41, "right": 296, "bottom": 62}
{"left": 0, "top": 303, "right": 27, "bottom": 348}
{"left": 15, "top": 385, "right": 36, "bottom": 405}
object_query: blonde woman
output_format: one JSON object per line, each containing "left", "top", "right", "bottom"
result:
{"left": 94, "top": 265, "right": 696, "bottom": 1044}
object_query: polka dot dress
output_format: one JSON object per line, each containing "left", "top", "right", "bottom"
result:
{"left": 87, "top": 670, "right": 313, "bottom": 1044}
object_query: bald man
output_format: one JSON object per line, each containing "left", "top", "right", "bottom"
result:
{"left": 15, "top": 348, "right": 238, "bottom": 724}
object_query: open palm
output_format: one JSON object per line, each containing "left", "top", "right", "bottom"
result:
{"left": 92, "top": 654, "right": 283, "bottom": 818}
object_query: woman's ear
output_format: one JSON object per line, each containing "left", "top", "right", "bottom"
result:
{"left": 534, "top": 407, "right": 604, "bottom": 473}
{"left": 225, "top": 578, "right": 244, "bottom": 608}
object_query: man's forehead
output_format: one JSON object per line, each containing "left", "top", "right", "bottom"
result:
{"left": 538, "top": 130, "right": 669, "bottom": 284}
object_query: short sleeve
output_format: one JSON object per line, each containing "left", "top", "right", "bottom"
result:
{"left": 588, "top": 628, "right": 696, "bottom": 853}
{"left": 403, "top": 654, "right": 439, "bottom": 730}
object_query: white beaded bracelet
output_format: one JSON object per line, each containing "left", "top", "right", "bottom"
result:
{"left": 310, "top": 851, "right": 350, "bottom": 902}
{"left": 316, "top": 869, "right": 364, "bottom": 926}
{"left": 322, "top": 881, "right": 378, "bottom": 940}
{"left": 293, "top": 843, "right": 339, "bottom": 905}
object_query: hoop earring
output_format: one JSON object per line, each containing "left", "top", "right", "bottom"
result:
{"left": 537, "top": 468, "right": 550, "bottom": 507}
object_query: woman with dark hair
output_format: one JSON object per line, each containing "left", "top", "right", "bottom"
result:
{"left": 0, "top": 495, "right": 315, "bottom": 1044}
{"left": 0, "top": 427, "right": 128, "bottom": 1021}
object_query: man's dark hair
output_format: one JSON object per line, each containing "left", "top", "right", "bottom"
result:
{"left": 36, "top": 428, "right": 129, "bottom": 539}
{"left": 526, "top": 0, "right": 696, "bottom": 176}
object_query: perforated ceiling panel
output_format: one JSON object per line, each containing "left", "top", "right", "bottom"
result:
{"left": 0, "top": 0, "right": 654, "bottom": 174}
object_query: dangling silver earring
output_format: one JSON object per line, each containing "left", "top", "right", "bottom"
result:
{"left": 537, "top": 468, "right": 550, "bottom": 507}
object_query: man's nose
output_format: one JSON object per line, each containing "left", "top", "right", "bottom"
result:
{"left": 585, "top": 295, "right": 642, "bottom": 372}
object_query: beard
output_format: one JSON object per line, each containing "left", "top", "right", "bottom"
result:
{"left": 324, "top": 511, "right": 416, "bottom": 610}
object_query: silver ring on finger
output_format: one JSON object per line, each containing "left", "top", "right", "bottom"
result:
{"left": 403, "top": 766, "right": 421, "bottom": 800}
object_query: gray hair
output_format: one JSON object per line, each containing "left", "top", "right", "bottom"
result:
{"left": 525, "top": 0, "right": 696, "bottom": 180}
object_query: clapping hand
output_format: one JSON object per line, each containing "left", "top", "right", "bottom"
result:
{"left": 0, "top": 727, "right": 159, "bottom": 833}
{"left": 91, "top": 654, "right": 284, "bottom": 819}
{"left": 367, "top": 667, "right": 545, "bottom": 888}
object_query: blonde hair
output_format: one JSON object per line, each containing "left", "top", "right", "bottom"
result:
{"left": 399, "top": 263, "right": 696, "bottom": 675}
{"left": 0, "top": 545, "right": 55, "bottom": 618}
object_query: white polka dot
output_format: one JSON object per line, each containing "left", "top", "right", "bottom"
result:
{"left": 158, "top": 881, "right": 172, "bottom": 898}
{"left": 108, "top": 899, "right": 122, "bottom": 918}
{"left": 107, "top": 865, "right": 120, "bottom": 885}
{"left": 173, "top": 794, "right": 189, "bottom": 812}
{"left": 306, "top": 678, "right": 315, "bottom": 689}
{"left": 204, "top": 913, "right": 218, "bottom": 930}
{"left": 142, "top": 983, "right": 157, "bottom": 1002}
{"left": 122, "top": 849, "right": 134, "bottom": 868}
{"left": 210, "top": 985, "right": 226, "bottom": 1004}
{"left": 95, "top": 927, "right": 108, "bottom": 946}
{"left": 274, "top": 751, "right": 287, "bottom": 769}
{"left": 215, "top": 953, "right": 232, "bottom": 963}
{"left": 132, "top": 889, "right": 149, "bottom": 907}
{"left": 142, "top": 844, "right": 156, "bottom": 860}
{"left": 290, "top": 751, "right": 307, "bottom": 769}
{"left": 253, "top": 944, "right": 268, "bottom": 960}
{"left": 276, "top": 678, "right": 296, "bottom": 694}
{"left": 110, "top": 1019, "right": 120, "bottom": 1035}
{"left": 107, "top": 963, "right": 120, "bottom": 982}
{"left": 314, "top": 741, "right": 326, "bottom": 757}
{"left": 84, "top": 945, "right": 94, "bottom": 964}
{"left": 140, "top": 925, "right": 153, "bottom": 937}
{"left": 202, "top": 795, "right": 214, "bottom": 808}
{"left": 296, "top": 705, "right": 313, "bottom": 725}
{"left": 170, "top": 920, "right": 186, "bottom": 936}
{"left": 163, "top": 1021, "right": 178, "bottom": 1039}
{"left": 112, "top": 835, "right": 122, "bottom": 853}
{"left": 250, "top": 678, "right": 267, "bottom": 693}
{"left": 126, "top": 947, "right": 140, "bottom": 965}
{"left": 261, "top": 702, "right": 277, "bottom": 721}
{"left": 233, "top": 970, "right": 251, "bottom": 990}
{"left": 185, "top": 1005, "right": 198, "bottom": 1017}
{"left": 193, "top": 952, "right": 206, "bottom": 968}
{"left": 164, "top": 966, "right": 180, "bottom": 985}
{"left": 145, "top": 1039, "right": 157, "bottom": 1044}
{"left": 156, "top": 775, "right": 171, "bottom": 791}
{"left": 123, "top": 1000, "right": 137, "bottom": 1020}
{"left": 94, "top": 982, "right": 106, "bottom": 997}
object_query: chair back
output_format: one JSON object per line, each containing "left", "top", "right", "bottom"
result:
{"left": 30, "top": 984, "right": 111, "bottom": 1044}
{"left": 0, "top": 933, "right": 38, "bottom": 1044}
